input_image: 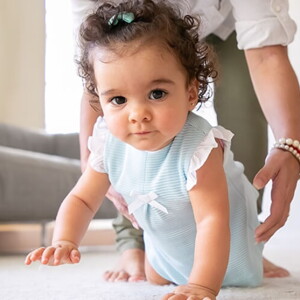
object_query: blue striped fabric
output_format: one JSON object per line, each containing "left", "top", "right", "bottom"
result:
{"left": 90, "top": 112, "right": 263, "bottom": 287}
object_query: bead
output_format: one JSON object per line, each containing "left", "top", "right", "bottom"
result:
{"left": 275, "top": 5, "right": 282, "bottom": 13}
{"left": 279, "top": 138, "right": 286, "bottom": 144}
{"left": 293, "top": 140, "right": 300, "bottom": 147}
{"left": 286, "top": 138, "right": 293, "bottom": 145}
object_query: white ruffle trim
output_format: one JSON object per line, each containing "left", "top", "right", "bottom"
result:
{"left": 186, "top": 126, "right": 234, "bottom": 191}
{"left": 87, "top": 117, "right": 107, "bottom": 173}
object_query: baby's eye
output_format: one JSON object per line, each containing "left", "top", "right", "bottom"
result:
{"left": 111, "top": 96, "right": 126, "bottom": 105}
{"left": 149, "top": 89, "right": 167, "bottom": 100}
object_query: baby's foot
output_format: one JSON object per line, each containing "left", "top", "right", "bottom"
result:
{"left": 103, "top": 248, "right": 146, "bottom": 282}
{"left": 263, "top": 257, "right": 290, "bottom": 278}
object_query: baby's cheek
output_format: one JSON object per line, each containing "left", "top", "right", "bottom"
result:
{"left": 106, "top": 118, "right": 127, "bottom": 140}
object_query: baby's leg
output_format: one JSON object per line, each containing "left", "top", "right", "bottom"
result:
{"left": 145, "top": 256, "right": 172, "bottom": 285}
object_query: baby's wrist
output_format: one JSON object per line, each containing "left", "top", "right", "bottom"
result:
{"left": 189, "top": 283, "right": 217, "bottom": 298}
{"left": 52, "top": 240, "right": 78, "bottom": 249}
{"left": 174, "top": 283, "right": 217, "bottom": 300}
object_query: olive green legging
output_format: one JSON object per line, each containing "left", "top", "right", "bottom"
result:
{"left": 112, "top": 32, "right": 268, "bottom": 253}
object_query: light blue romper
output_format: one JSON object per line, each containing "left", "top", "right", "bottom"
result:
{"left": 88, "top": 112, "right": 263, "bottom": 287}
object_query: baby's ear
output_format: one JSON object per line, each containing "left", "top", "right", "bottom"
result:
{"left": 188, "top": 79, "right": 199, "bottom": 109}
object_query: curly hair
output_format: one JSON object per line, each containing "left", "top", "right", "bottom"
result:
{"left": 77, "top": 0, "right": 217, "bottom": 105}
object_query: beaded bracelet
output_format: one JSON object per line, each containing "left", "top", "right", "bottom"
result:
{"left": 273, "top": 138, "right": 300, "bottom": 164}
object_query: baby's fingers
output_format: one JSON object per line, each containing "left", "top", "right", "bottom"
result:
{"left": 25, "top": 245, "right": 80, "bottom": 266}
{"left": 52, "top": 246, "right": 67, "bottom": 265}
{"left": 70, "top": 248, "right": 81, "bottom": 263}
{"left": 161, "top": 293, "right": 211, "bottom": 300}
{"left": 41, "top": 246, "right": 56, "bottom": 265}
{"left": 52, "top": 247, "right": 80, "bottom": 265}
{"left": 161, "top": 293, "right": 187, "bottom": 299}
{"left": 25, "top": 247, "right": 46, "bottom": 265}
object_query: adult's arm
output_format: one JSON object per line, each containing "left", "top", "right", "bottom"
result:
{"left": 70, "top": 0, "right": 103, "bottom": 171}
{"left": 79, "top": 91, "right": 102, "bottom": 172}
{"left": 245, "top": 45, "right": 300, "bottom": 242}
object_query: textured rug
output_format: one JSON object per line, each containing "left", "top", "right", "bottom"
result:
{"left": 1, "top": 248, "right": 300, "bottom": 300}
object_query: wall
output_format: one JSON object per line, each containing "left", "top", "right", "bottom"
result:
{"left": 0, "top": 0, "right": 45, "bottom": 129}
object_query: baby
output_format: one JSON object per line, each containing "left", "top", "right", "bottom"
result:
{"left": 25, "top": 1, "right": 263, "bottom": 299}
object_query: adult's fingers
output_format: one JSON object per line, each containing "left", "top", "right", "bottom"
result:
{"left": 254, "top": 150, "right": 298, "bottom": 242}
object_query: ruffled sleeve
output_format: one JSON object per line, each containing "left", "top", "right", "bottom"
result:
{"left": 87, "top": 117, "right": 108, "bottom": 173}
{"left": 186, "top": 126, "right": 234, "bottom": 190}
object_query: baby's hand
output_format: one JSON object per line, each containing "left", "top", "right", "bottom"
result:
{"left": 161, "top": 283, "right": 216, "bottom": 300}
{"left": 25, "top": 242, "right": 80, "bottom": 266}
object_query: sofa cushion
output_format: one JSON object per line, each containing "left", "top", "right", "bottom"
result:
{"left": 0, "top": 146, "right": 117, "bottom": 221}
{"left": 0, "top": 123, "right": 54, "bottom": 155}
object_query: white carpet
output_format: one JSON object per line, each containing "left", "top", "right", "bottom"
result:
{"left": 1, "top": 243, "right": 300, "bottom": 300}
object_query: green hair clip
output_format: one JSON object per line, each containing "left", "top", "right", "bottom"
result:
{"left": 108, "top": 12, "right": 135, "bottom": 26}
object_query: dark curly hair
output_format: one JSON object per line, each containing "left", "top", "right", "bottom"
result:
{"left": 77, "top": 0, "right": 217, "bottom": 107}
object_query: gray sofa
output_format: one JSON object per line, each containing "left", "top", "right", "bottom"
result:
{"left": 0, "top": 122, "right": 117, "bottom": 223}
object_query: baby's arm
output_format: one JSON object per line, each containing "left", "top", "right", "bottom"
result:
{"left": 188, "top": 143, "right": 230, "bottom": 295}
{"left": 25, "top": 165, "right": 110, "bottom": 266}
{"left": 165, "top": 143, "right": 230, "bottom": 299}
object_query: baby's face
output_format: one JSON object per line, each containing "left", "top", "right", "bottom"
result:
{"left": 93, "top": 42, "right": 198, "bottom": 151}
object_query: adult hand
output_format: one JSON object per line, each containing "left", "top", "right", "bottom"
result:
{"left": 254, "top": 149, "right": 299, "bottom": 242}
{"left": 161, "top": 283, "right": 216, "bottom": 300}
{"left": 25, "top": 241, "right": 80, "bottom": 266}
{"left": 106, "top": 186, "right": 140, "bottom": 229}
